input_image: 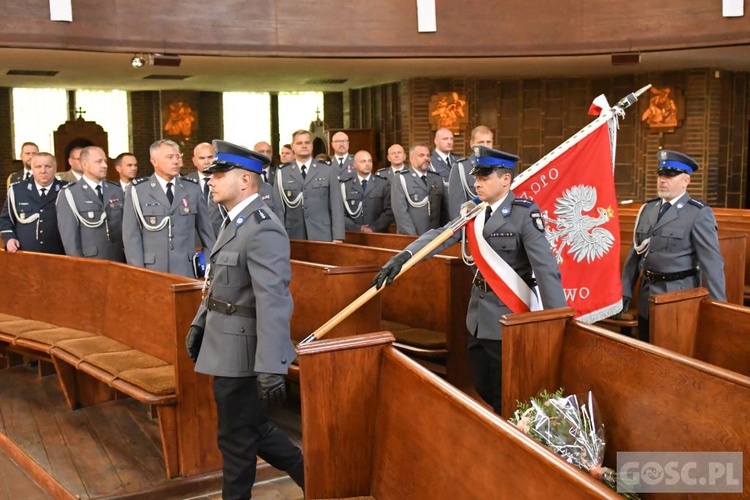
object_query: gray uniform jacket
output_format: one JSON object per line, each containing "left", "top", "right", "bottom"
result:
{"left": 447, "top": 155, "right": 477, "bottom": 220}
{"left": 186, "top": 172, "right": 225, "bottom": 237}
{"left": 622, "top": 194, "right": 726, "bottom": 319}
{"left": 192, "top": 196, "right": 297, "bottom": 377}
{"left": 332, "top": 154, "right": 355, "bottom": 174}
{"left": 340, "top": 171, "right": 393, "bottom": 233}
{"left": 405, "top": 193, "right": 566, "bottom": 340}
{"left": 0, "top": 179, "right": 66, "bottom": 254}
{"left": 391, "top": 167, "right": 444, "bottom": 235}
{"left": 430, "top": 150, "right": 459, "bottom": 183}
{"left": 6, "top": 169, "right": 29, "bottom": 188}
{"left": 56, "top": 179, "right": 125, "bottom": 262}
{"left": 123, "top": 174, "right": 216, "bottom": 278}
{"left": 56, "top": 170, "right": 78, "bottom": 184}
{"left": 272, "top": 160, "right": 345, "bottom": 241}
{"left": 376, "top": 166, "right": 404, "bottom": 182}
{"left": 261, "top": 165, "right": 277, "bottom": 186}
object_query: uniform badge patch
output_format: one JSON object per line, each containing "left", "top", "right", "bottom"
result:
{"left": 88, "top": 211, "right": 94, "bottom": 219}
{"left": 531, "top": 211, "right": 545, "bottom": 232}
{"left": 236, "top": 215, "right": 247, "bottom": 227}
{"left": 20, "top": 213, "right": 26, "bottom": 220}
{"left": 501, "top": 206, "right": 510, "bottom": 216}
{"left": 149, "top": 216, "right": 157, "bottom": 225}
{"left": 286, "top": 190, "right": 293, "bottom": 197}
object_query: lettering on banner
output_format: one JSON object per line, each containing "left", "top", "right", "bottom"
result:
{"left": 563, "top": 287, "right": 590, "bottom": 301}
{"left": 518, "top": 168, "right": 559, "bottom": 199}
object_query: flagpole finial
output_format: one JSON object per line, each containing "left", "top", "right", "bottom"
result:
{"left": 616, "top": 84, "right": 652, "bottom": 110}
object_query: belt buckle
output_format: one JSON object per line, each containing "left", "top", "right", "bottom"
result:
{"left": 226, "top": 303, "right": 237, "bottom": 315}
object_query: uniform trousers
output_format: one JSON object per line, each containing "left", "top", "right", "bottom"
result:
{"left": 213, "top": 376, "right": 304, "bottom": 499}
{"left": 467, "top": 334, "right": 502, "bottom": 415}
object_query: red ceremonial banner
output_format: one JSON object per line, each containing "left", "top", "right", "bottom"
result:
{"left": 514, "top": 121, "right": 622, "bottom": 322}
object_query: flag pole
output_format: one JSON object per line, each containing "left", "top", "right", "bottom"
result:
{"left": 298, "top": 200, "right": 486, "bottom": 345}
{"left": 512, "top": 84, "right": 652, "bottom": 190}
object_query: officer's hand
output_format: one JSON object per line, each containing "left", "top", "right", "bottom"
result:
{"left": 613, "top": 296, "right": 631, "bottom": 320}
{"left": 185, "top": 325, "right": 204, "bottom": 362}
{"left": 371, "top": 250, "right": 411, "bottom": 289}
{"left": 5, "top": 238, "right": 20, "bottom": 253}
{"left": 257, "top": 373, "right": 286, "bottom": 404}
{"left": 459, "top": 200, "right": 477, "bottom": 217}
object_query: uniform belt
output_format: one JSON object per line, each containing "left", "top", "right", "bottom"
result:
{"left": 643, "top": 268, "right": 698, "bottom": 282}
{"left": 472, "top": 272, "right": 537, "bottom": 294}
{"left": 205, "top": 297, "right": 256, "bottom": 318}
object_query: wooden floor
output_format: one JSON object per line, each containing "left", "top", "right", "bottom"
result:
{"left": 0, "top": 365, "right": 303, "bottom": 499}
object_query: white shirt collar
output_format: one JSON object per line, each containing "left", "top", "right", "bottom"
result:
{"left": 664, "top": 191, "right": 686, "bottom": 206}
{"left": 72, "top": 171, "right": 83, "bottom": 181}
{"left": 226, "top": 193, "right": 259, "bottom": 222}
{"left": 390, "top": 165, "right": 404, "bottom": 173}
{"left": 82, "top": 175, "right": 101, "bottom": 192}
{"left": 154, "top": 174, "right": 175, "bottom": 193}
{"left": 120, "top": 180, "right": 130, "bottom": 190}
{"left": 296, "top": 159, "right": 312, "bottom": 170}
{"left": 357, "top": 173, "right": 371, "bottom": 183}
{"left": 34, "top": 181, "right": 53, "bottom": 194}
{"left": 487, "top": 193, "right": 510, "bottom": 215}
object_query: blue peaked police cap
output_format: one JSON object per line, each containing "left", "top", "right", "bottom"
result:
{"left": 204, "top": 139, "right": 269, "bottom": 174}
{"left": 657, "top": 150, "right": 699, "bottom": 176}
{"left": 469, "top": 145, "right": 520, "bottom": 176}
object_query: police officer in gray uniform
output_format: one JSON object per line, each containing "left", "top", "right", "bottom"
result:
{"left": 185, "top": 140, "right": 303, "bottom": 499}
{"left": 340, "top": 150, "right": 394, "bottom": 233}
{"left": 447, "top": 125, "right": 494, "bottom": 219}
{"left": 272, "top": 130, "right": 345, "bottom": 242}
{"left": 56, "top": 146, "right": 125, "bottom": 262}
{"left": 374, "top": 146, "right": 566, "bottom": 414}
{"left": 391, "top": 143, "right": 444, "bottom": 235}
{"left": 621, "top": 150, "right": 726, "bottom": 342}
{"left": 122, "top": 139, "right": 216, "bottom": 278}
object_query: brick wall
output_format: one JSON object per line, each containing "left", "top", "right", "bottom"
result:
{"left": 324, "top": 92, "right": 344, "bottom": 129}
{"left": 0, "top": 88, "right": 14, "bottom": 202}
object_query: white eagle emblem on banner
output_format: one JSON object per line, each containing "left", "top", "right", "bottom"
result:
{"left": 542, "top": 184, "right": 615, "bottom": 264}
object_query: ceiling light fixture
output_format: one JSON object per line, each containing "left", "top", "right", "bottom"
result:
{"left": 131, "top": 54, "right": 146, "bottom": 68}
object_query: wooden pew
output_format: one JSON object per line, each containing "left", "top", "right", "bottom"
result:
{"left": 344, "top": 230, "right": 462, "bottom": 257}
{"left": 297, "top": 332, "right": 619, "bottom": 499}
{"left": 649, "top": 287, "right": 750, "bottom": 377}
{"left": 290, "top": 240, "right": 473, "bottom": 390}
{"left": 289, "top": 259, "right": 381, "bottom": 343}
{"left": 0, "top": 251, "right": 221, "bottom": 479}
{"left": 501, "top": 308, "right": 750, "bottom": 495}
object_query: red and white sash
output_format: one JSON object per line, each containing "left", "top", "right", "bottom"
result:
{"left": 465, "top": 210, "right": 541, "bottom": 313}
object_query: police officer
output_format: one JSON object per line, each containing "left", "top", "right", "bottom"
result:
{"left": 185, "top": 140, "right": 303, "bottom": 499}
{"left": 374, "top": 146, "right": 566, "bottom": 414}
{"left": 330, "top": 131, "right": 355, "bottom": 173}
{"left": 621, "top": 150, "right": 726, "bottom": 342}
{"left": 340, "top": 150, "right": 393, "bottom": 233}
{"left": 122, "top": 139, "right": 216, "bottom": 278}
{"left": 272, "top": 129, "right": 345, "bottom": 242}
{"left": 447, "top": 125, "right": 494, "bottom": 219}
{"left": 1, "top": 152, "right": 65, "bottom": 254}
{"left": 391, "top": 143, "right": 444, "bottom": 235}
{"left": 6, "top": 142, "right": 38, "bottom": 188}
{"left": 56, "top": 146, "right": 125, "bottom": 261}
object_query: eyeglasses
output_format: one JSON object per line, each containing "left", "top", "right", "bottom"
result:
{"left": 332, "top": 140, "right": 349, "bottom": 144}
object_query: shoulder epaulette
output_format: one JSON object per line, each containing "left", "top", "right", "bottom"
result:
{"left": 688, "top": 199, "right": 706, "bottom": 209}
{"left": 646, "top": 197, "right": 661, "bottom": 203}
{"left": 105, "top": 179, "right": 119, "bottom": 187}
{"left": 396, "top": 169, "right": 408, "bottom": 175}
{"left": 9, "top": 180, "right": 21, "bottom": 187}
{"left": 375, "top": 170, "right": 389, "bottom": 179}
{"left": 279, "top": 162, "right": 294, "bottom": 169}
{"left": 454, "top": 157, "right": 469, "bottom": 164}
{"left": 253, "top": 208, "right": 271, "bottom": 223}
{"left": 61, "top": 181, "right": 75, "bottom": 189}
{"left": 132, "top": 177, "right": 150, "bottom": 186}
{"left": 426, "top": 170, "right": 442, "bottom": 177}
{"left": 339, "top": 175, "right": 354, "bottom": 183}
{"left": 513, "top": 197, "right": 534, "bottom": 207}
{"left": 181, "top": 175, "right": 198, "bottom": 184}
{"left": 319, "top": 159, "right": 332, "bottom": 166}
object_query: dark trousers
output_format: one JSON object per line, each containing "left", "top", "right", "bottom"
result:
{"left": 467, "top": 335, "right": 502, "bottom": 415}
{"left": 637, "top": 315, "right": 650, "bottom": 343}
{"left": 213, "top": 376, "right": 304, "bottom": 500}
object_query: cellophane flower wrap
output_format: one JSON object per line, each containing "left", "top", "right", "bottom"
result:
{"left": 510, "top": 388, "right": 638, "bottom": 499}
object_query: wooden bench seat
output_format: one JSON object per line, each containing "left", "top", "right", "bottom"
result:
{"left": 297, "top": 333, "right": 619, "bottom": 499}
{"left": 0, "top": 251, "right": 220, "bottom": 479}
{"left": 290, "top": 240, "right": 473, "bottom": 389}
{"left": 650, "top": 287, "right": 750, "bottom": 376}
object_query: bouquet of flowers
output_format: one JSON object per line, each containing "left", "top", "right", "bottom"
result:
{"left": 509, "top": 388, "right": 638, "bottom": 499}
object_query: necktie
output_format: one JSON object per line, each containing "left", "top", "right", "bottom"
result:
{"left": 166, "top": 182, "right": 174, "bottom": 204}
{"left": 361, "top": 179, "right": 368, "bottom": 192}
{"left": 96, "top": 184, "right": 103, "bottom": 203}
{"left": 420, "top": 174, "right": 427, "bottom": 185}
{"left": 657, "top": 201, "right": 671, "bottom": 221}
{"left": 301, "top": 165, "right": 307, "bottom": 180}
{"left": 203, "top": 179, "right": 210, "bottom": 200}
{"left": 40, "top": 187, "right": 47, "bottom": 199}
{"left": 262, "top": 170, "right": 268, "bottom": 183}
{"left": 446, "top": 156, "right": 452, "bottom": 168}
{"left": 25, "top": 172, "right": 31, "bottom": 181}
{"left": 339, "top": 159, "right": 345, "bottom": 169}
{"left": 485, "top": 205, "right": 493, "bottom": 224}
